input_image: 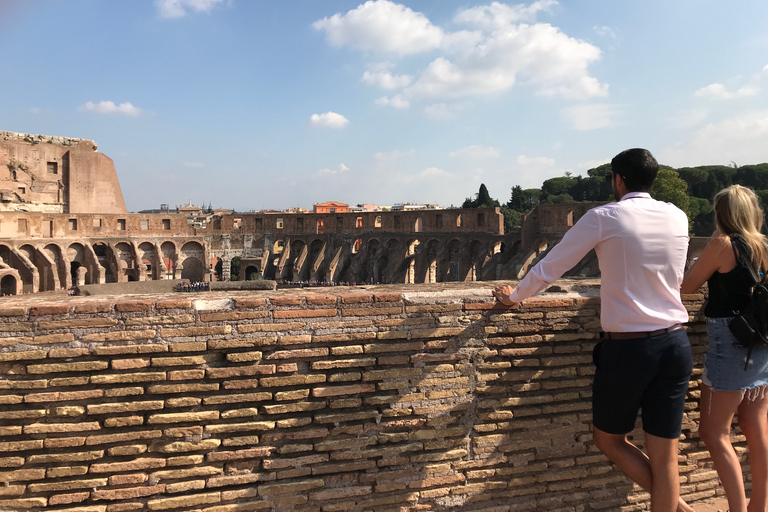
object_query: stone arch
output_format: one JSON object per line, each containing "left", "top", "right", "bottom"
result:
{"left": 244, "top": 265, "right": 259, "bottom": 281}
{"left": 0, "top": 274, "right": 17, "bottom": 296}
{"left": 19, "top": 244, "right": 46, "bottom": 292}
{"left": 44, "top": 243, "right": 68, "bottom": 289}
{"left": 426, "top": 239, "right": 440, "bottom": 283}
{"left": 92, "top": 242, "right": 116, "bottom": 284}
{"left": 67, "top": 242, "right": 89, "bottom": 286}
{"left": 180, "top": 241, "right": 206, "bottom": 282}
{"left": 468, "top": 239, "right": 485, "bottom": 281}
{"left": 211, "top": 256, "right": 222, "bottom": 281}
{"left": 114, "top": 242, "right": 134, "bottom": 281}
{"left": 138, "top": 242, "right": 156, "bottom": 280}
{"left": 1, "top": 244, "right": 34, "bottom": 292}
{"left": 161, "top": 241, "right": 177, "bottom": 279}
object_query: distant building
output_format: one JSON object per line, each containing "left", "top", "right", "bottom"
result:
{"left": 313, "top": 201, "right": 349, "bottom": 214}
{"left": 350, "top": 204, "right": 380, "bottom": 212}
{"left": 391, "top": 203, "right": 443, "bottom": 211}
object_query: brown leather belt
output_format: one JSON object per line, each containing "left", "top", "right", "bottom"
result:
{"left": 601, "top": 324, "right": 684, "bottom": 340}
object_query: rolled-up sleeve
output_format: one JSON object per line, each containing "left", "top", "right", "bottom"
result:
{"left": 509, "top": 210, "right": 602, "bottom": 302}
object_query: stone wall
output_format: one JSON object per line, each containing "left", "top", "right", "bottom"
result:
{"left": 0, "top": 283, "right": 732, "bottom": 512}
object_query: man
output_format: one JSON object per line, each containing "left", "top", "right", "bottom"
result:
{"left": 493, "top": 149, "right": 694, "bottom": 512}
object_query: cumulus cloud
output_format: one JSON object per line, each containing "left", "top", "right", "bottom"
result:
{"left": 362, "top": 70, "right": 413, "bottom": 89}
{"left": 82, "top": 101, "right": 142, "bottom": 117}
{"left": 156, "top": 0, "right": 227, "bottom": 18}
{"left": 309, "top": 111, "right": 350, "bottom": 129}
{"left": 315, "top": 0, "right": 607, "bottom": 106}
{"left": 419, "top": 167, "right": 450, "bottom": 178}
{"left": 694, "top": 83, "right": 760, "bottom": 99}
{"left": 423, "top": 102, "right": 466, "bottom": 120}
{"left": 375, "top": 95, "right": 410, "bottom": 109}
{"left": 516, "top": 155, "right": 556, "bottom": 167}
{"left": 562, "top": 103, "right": 618, "bottom": 130}
{"left": 660, "top": 111, "right": 768, "bottom": 167}
{"left": 449, "top": 145, "right": 500, "bottom": 160}
{"left": 317, "top": 163, "right": 350, "bottom": 175}
{"left": 313, "top": 0, "right": 446, "bottom": 55}
{"left": 374, "top": 149, "right": 415, "bottom": 161}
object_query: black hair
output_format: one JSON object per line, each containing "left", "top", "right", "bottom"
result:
{"left": 610, "top": 148, "right": 658, "bottom": 192}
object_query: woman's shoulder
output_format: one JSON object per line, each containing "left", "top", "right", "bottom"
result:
{"left": 707, "top": 235, "right": 732, "bottom": 252}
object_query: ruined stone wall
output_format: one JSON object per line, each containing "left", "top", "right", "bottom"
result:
{"left": 0, "top": 131, "right": 127, "bottom": 215}
{"left": 0, "top": 284, "right": 731, "bottom": 512}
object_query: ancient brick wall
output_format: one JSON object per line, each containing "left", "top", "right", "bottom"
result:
{"left": 0, "top": 284, "right": 729, "bottom": 512}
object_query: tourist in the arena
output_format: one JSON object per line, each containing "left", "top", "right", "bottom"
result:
{"left": 681, "top": 185, "right": 768, "bottom": 512}
{"left": 493, "top": 148, "right": 694, "bottom": 512}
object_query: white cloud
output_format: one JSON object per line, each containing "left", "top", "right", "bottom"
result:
{"left": 562, "top": 103, "right": 618, "bottom": 130}
{"left": 317, "top": 163, "right": 350, "bottom": 176}
{"left": 423, "top": 102, "right": 466, "bottom": 120}
{"left": 374, "top": 149, "right": 415, "bottom": 161}
{"left": 313, "top": 0, "right": 445, "bottom": 55}
{"left": 183, "top": 161, "right": 205, "bottom": 168}
{"left": 449, "top": 145, "right": 500, "bottom": 160}
{"left": 316, "top": 0, "right": 607, "bottom": 104}
{"left": 29, "top": 107, "right": 41, "bottom": 114}
{"left": 592, "top": 25, "right": 617, "bottom": 39}
{"left": 375, "top": 95, "right": 410, "bottom": 109}
{"left": 516, "top": 155, "right": 556, "bottom": 167}
{"left": 660, "top": 111, "right": 768, "bottom": 167}
{"left": 82, "top": 101, "right": 142, "bottom": 117}
{"left": 362, "top": 70, "right": 413, "bottom": 89}
{"left": 156, "top": 0, "right": 227, "bottom": 18}
{"left": 309, "top": 111, "right": 350, "bottom": 129}
{"left": 453, "top": 0, "right": 557, "bottom": 30}
{"left": 419, "top": 167, "right": 450, "bottom": 178}
{"left": 694, "top": 83, "right": 760, "bottom": 99}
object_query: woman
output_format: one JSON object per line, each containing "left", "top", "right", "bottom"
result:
{"left": 681, "top": 185, "right": 768, "bottom": 512}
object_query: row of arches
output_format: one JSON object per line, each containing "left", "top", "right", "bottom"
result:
{"left": 0, "top": 239, "right": 209, "bottom": 294}
{"left": 258, "top": 235, "right": 508, "bottom": 285}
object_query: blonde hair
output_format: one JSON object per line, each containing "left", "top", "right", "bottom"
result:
{"left": 714, "top": 185, "right": 768, "bottom": 273}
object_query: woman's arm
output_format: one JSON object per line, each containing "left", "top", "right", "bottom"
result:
{"left": 680, "top": 236, "right": 732, "bottom": 294}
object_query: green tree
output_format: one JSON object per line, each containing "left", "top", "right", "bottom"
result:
{"left": 651, "top": 168, "right": 690, "bottom": 219}
{"left": 229, "top": 257, "right": 241, "bottom": 281}
{"left": 464, "top": 183, "right": 500, "bottom": 208}
{"left": 499, "top": 206, "right": 523, "bottom": 231}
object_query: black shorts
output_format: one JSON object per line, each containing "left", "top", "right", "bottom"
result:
{"left": 592, "top": 329, "right": 693, "bottom": 439}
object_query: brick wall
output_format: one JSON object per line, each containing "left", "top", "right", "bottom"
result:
{"left": 0, "top": 284, "right": 731, "bottom": 512}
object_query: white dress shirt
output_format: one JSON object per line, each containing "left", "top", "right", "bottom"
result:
{"left": 509, "top": 192, "right": 690, "bottom": 332}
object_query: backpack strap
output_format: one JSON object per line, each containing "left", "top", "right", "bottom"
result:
{"left": 730, "top": 234, "right": 760, "bottom": 284}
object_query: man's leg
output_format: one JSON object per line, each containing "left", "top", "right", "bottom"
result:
{"left": 593, "top": 427, "right": 694, "bottom": 512}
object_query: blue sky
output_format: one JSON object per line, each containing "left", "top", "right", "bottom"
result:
{"left": 3, "top": 0, "right": 768, "bottom": 212}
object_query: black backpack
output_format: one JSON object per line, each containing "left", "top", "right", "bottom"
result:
{"left": 727, "top": 236, "right": 768, "bottom": 369}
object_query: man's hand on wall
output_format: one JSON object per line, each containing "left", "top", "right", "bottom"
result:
{"left": 492, "top": 285, "right": 517, "bottom": 306}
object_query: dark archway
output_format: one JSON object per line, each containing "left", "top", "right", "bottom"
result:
{"left": 0, "top": 275, "right": 16, "bottom": 296}
{"left": 245, "top": 266, "right": 259, "bottom": 281}
{"left": 181, "top": 257, "right": 206, "bottom": 282}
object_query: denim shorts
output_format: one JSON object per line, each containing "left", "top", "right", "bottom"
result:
{"left": 704, "top": 317, "right": 768, "bottom": 391}
{"left": 592, "top": 328, "right": 693, "bottom": 439}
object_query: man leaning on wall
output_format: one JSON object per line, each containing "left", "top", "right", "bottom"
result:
{"left": 493, "top": 148, "right": 695, "bottom": 512}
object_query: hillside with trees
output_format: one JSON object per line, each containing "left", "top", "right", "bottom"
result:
{"left": 462, "top": 163, "right": 768, "bottom": 236}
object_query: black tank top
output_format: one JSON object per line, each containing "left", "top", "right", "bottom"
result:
{"left": 705, "top": 234, "right": 758, "bottom": 318}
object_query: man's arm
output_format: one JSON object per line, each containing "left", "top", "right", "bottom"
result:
{"left": 495, "top": 210, "right": 602, "bottom": 304}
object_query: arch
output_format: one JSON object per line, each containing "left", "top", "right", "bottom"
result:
{"left": 44, "top": 243, "right": 68, "bottom": 289}
{"left": 212, "top": 257, "right": 222, "bottom": 281}
{"left": 92, "top": 242, "right": 116, "bottom": 283}
{"left": 352, "top": 238, "right": 362, "bottom": 254}
{"left": 245, "top": 265, "right": 259, "bottom": 281}
{"left": 0, "top": 275, "right": 17, "bottom": 296}
{"left": 138, "top": 242, "right": 156, "bottom": 280}
{"left": 161, "top": 241, "right": 177, "bottom": 279}
{"left": 273, "top": 238, "right": 286, "bottom": 254}
{"left": 181, "top": 257, "right": 206, "bottom": 282}
{"left": 67, "top": 243, "right": 88, "bottom": 286}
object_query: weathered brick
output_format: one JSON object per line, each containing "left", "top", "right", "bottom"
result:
{"left": 91, "top": 372, "right": 166, "bottom": 384}
{"left": 23, "top": 422, "right": 100, "bottom": 434}
{"left": 82, "top": 330, "right": 156, "bottom": 342}
{"left": 0, "top": 350, "right": 47, "bottom": 361}
{"left": 161, "top": 326, "right": 231, "bottom": 337}
{"left": 92, "top": 485, "right": 165, "bottom": 500}
{"left": 38, "top": 318, "right": 118, "bottom": 329}
{"left": 206, "top": 364, "right": 275, "bottom": 379}
{"left": 30, "top": 304, "right": 70, "bottom": 316}
{"left": 237, "top": 322, "right": 305, "bottom": 333}
{"left": 265, "top": 348, "right": 328, "bottom": 359}
{"left": 147, "top": 492, "right": 220, "bottom": 510}
{"left": 312, "top": 384, "right": 375, "bottom": 397}
{"left": 259, "top": 375, "right": 326, "bottom": 387}
{"left": 125, "top": 314, "right": 195, "bottom": 326}
{"left": 200, "top": 311, "right": 269, "bottom": 322}
{"left": 90, "top": 458, "right": 167, "bottom": 473}
{"left": 147, "top": 411, "right": 219, "bottom": 424}
{"left": 87, "top": 401, "right": 164, "bottom": 415}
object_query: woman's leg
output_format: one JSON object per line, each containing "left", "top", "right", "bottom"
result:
{"left": 698, "top": 383, "right": 747, "bottom": 512}
{"left": 736, "top": 388, "right": 768, "bottom": 512}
